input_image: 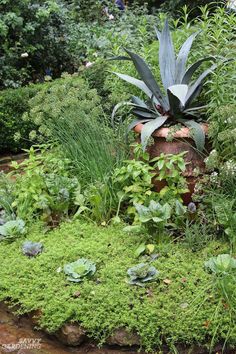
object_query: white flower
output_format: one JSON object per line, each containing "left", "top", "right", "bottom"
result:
{"left": 21, "top": 52, "right": 29, "bottom": 58}
{"left": 109, "top": 14, "right": 115, "bottom": 20}
{"left": 85, "top": 61, "right": 93, "bottom": 68}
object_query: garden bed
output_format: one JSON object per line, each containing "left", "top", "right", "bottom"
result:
{"left": 0, "top": 220, "right": 235, "bottom": 353}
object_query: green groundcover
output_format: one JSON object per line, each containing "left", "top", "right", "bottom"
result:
{"left": 0, "top": 220, "right": 235, "bottom": 352}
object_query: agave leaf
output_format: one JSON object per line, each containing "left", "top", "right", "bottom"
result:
{"left": 141, "top": 116, "right": 168, "bottom": 150}
{"left": 131, "top": 96, "right": 148, "bottom": 108}
{"left": 124, "top": 49, "right": 168, "bottom": 110}
{"left": 185, "top": 63, "right": 217, "bottom": 106}
{"left": 167, "top": 84, "right": 188, "bottom": 115}
{"left": 154, "top": 26, "right": 161, "bottom": 41}
{"left": 128, "top": 118, "right": 150, "bottom": 131}
{"left": 167, "top": 84, "right": 188, "bottom": 106}
{"left": 175, "top": 31, "right": 200, "bottom": 83}
{"left": 108, "top": 55, "right": 131, "bottom": 61}
{"left": 181, "top": 57, "right": 216, "bottom": 84}
{"left": 113, "top": 72, "right": 156, "bottom": 100}
{"left": 178, "top": 119, "right": 205, "bottom": 152}
{"left": 132, "top": 109, "right": 157, "bottom": 119}
{"left": 157, "top": 19, "right": 176, "bottom": 90}
{"left": 184, "top": 105, "right": 207, "bottom": 113}
{"left": 111, "top": 101, "right": 135, "bottom": 127}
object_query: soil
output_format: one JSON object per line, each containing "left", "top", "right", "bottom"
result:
{"left": 0, "top": 303, "right": 143, "bottom": 354}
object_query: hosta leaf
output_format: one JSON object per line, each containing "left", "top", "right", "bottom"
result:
{"left": 113, "top": 72, "right": 155, "bottom": 99}
{"left": 185, "top": 63, "right": 217, "bottom": 106}
{"left": 156, "top": 19, "right": 176, "bottom": 90}
{"left": 181, "top": 57, "right": 215, "bottom": 84}
{"left": 141, "top": 116, "right": 168, "bottom": 150}
{"left": 178, "top": 119, "right": 205, "bottom": 152}
{"left": 175, "top": 31, "right": 199, "bottom": 83}
{"left": 124, "top": 49, "right": 168, "bottom": 110}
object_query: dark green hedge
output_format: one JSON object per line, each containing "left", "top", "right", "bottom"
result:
{"left": 0, "top": 85, "right": 42, "bottom": 153}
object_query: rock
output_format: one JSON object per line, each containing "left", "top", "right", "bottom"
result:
{"left": 106, "top": 328, "right": 140, "bottom": 347}
{"left": 55, "top": 323, "right": 86, "bottom": 346}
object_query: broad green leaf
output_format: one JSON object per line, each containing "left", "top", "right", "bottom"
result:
{"left": 141, "top": 116, "right": 168, "bottom": 151}
{"left": 146, "top": 244, "right": 155, "bottom": 254}
{"left": 175, "top": 31, "right": 199, "bottom": 83}
{"left": 135, "top": 243, "right": 146, "bottom": 258}
{"left": 124, "top": 49, "right": 168, "bottom": 110}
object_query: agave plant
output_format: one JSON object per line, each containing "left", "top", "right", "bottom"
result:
{"left": 112, "top": 20, "right": 218, "bottom": 151}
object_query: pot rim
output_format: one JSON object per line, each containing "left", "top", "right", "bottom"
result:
{"left": 133, "top": 122, "right": 208, "bottom": 138}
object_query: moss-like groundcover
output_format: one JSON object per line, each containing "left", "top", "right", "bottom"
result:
{"left": 0, "top": 221, "right": 235, "bottom": 352}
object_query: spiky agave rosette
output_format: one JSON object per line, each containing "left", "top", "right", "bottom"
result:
{"left": 111, "top": 19, "right": 221, "bottom": 151}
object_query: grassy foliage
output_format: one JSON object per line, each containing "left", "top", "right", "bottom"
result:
{"left": 0, "top": 220, "right": 235, "bottom": 352}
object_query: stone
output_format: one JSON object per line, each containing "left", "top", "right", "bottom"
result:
{"left": 55, "top": 323, "right": 86, "bottom": 347}
{"left": 106, "top": 328, "right": 140, "bottom": 347}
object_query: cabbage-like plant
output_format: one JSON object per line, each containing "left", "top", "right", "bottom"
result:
{"left": 127, "top": 263, "right": 159, "bottom": 286}
{"left": 22, "top": 241, "right": 43, "bottom": 257}
{"left": 112, "top": 19, "right": 218, "bottom": 151}
{"left": 204, "top": 254, "right": 236, "bottom": 275}
{"left": 0, "top": 219, "right": 26, "bottom": 242}
{"left": 64, "top": 258, "right": 96, "bottom": 283}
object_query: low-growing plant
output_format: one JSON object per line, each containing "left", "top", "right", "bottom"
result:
{"left": 22, "top": 241, "right": 44, "bottom": 258}
{"left": 135, "top": 199, "right": 186, "bottom": 237}
{"left": 0, "top": 219, "right": 26, "bottom": 242}
{"left": 63, "top": 258, "right": 96, "bottom": 283}
{"left": 8, "top": 146, "right": 79, "bottom": 225}
{"left": 114, "top": 145, "right": 188, "bottom": 220}
{"left": 205, "top": 254, "right": 236, "bottom": 275}
{"left": 127, "top": 263, "right": 159, "bottom": 286}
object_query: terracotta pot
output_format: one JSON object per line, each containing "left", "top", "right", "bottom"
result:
{"left": 134, "top": 123, "right": 210, "bottom": 204}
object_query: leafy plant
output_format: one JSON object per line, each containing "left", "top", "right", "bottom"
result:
{"left": 112, "top": 19, "right": 219, "bottom": 151}
{"left": 22, "top": 241, "right": 43, "bottom": 257}
{"left": 205, "top": 254, "right": 236, "bottom": 275}
{"left": 0, "top": 219, "right": 26, "bottom": 242}
{"left": 9, "top": 146, "right": 79, "bottom": 224}
{"left": 152, "top": 152, "right": 189, "bottom": 201}
{"left": 135, "top": 199, "right": 186, "bottom": 235}
{"left": 63, "top": 258, "right": 96, "bottom": 283}
{"left": 127, "top": 263, "right": 159, "bottom": 286}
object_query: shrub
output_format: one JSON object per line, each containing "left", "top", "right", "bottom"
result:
{"left": 0, "top": 85, "right": 41, "bottom": 152}
{"left": 0, "top": 0, "right": 73, "bottom": 89}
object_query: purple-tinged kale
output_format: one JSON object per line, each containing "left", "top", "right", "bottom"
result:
{"left": 22, "top": 241, "right": 43, "bottom": 257}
